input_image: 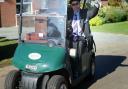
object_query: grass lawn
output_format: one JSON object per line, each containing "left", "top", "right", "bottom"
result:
{"left": 0, "top": 37, "right": 17, "bottom": 68}
{"left": 91, "top": 21, "right": 128, "bottom": 35}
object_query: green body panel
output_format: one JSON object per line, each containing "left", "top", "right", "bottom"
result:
{"left": 12, "top": 43, "right": 66, "bottom": 73}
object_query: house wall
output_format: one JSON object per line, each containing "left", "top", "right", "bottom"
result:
{"left": 0, "top": 0, "right": 16, "bottom": 27}
{"left": 0, "top": 0, "right": 108, "bottom": 27}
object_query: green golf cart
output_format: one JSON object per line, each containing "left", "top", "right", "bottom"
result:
{"left": 4, "top": 0, "right": 96, "bottom": 89}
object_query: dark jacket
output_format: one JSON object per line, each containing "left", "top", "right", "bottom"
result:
{"left": 67, "top": 7, "right": 88, "bottom": 31}
{"left": 67, "top": 8, "right": 88, "bottom": 36}
{"left": 66, "top": 6, "right": 99, "bottom": 37}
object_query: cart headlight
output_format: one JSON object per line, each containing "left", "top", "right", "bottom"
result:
{"left": 69, "top": 48, "right": 76, "bottom": 58}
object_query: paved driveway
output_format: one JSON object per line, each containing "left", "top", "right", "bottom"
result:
{"left": 75, "top": 32, "right": 128, "bottom": 89}
{"left": 0, "top": 31, "right": 128, "bottom": 89}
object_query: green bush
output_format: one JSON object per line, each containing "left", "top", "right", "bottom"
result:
{"left": 98, "top": 6, "right": 127, "bottom": 23}
{"left": 108, "top": 0, "right": 122, "bottom": 6}
{"left": 98, "top": 6, "right": 108, "bottom": 18}
{"left": 121, "top": 1, "right": 128, "bottom": 20}
{"left": 104, "top": 7, "right": 127, "bottom": 23}
{"left": 89, "top": 16, "right": 104, "bottom": 26}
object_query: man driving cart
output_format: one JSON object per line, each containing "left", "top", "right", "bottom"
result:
{"left": 67, "top": 0, "right": 100, "bottom": 43}
{"left": 67, "top": 0, "right": 100, "bottom": 78}
{"left": 4, "top": 0, "right": 100, "bottom": 89}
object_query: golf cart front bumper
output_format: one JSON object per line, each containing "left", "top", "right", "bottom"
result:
{"left": 21, "top": 72, "right": 42, "bottom": 89}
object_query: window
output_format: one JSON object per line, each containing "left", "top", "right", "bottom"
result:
{"left": 16, "top": 0, "right": 32, "bottom": 14}
{"left": 0, "top": 0, "right": 4, "bottom": 2}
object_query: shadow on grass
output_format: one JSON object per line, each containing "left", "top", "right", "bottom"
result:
{"left": 0, "top": 37, "right": 5, "bottom": 39}
{"left": 74, "top": 55, "right": 127, "bottom": 89}
{"left": 0, "top": 39, "right": 11, "bottom": 42}
{"left": 0, "top": 37, "right": 6, "bottom": 40}
{"left": 126, "top": 0, "right": 128, "bottom": 3}
{"left": 0, "top": 42, "right": 18, "bottom": 61}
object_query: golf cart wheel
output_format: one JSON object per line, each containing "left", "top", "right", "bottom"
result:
{"left": 89, "top": 57, "right": 96, "bottom": 78}
{"left": 4, "top": 70, "right": 21, "bottom": 89}
{"left": 47, "top": 75, "right": 68, "bottom": 89}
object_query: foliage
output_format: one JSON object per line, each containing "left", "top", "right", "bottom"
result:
{"left": 91, "top": 6, "right": 127, "bottom": 25}
{"left": 89, "top": 16, "right": 104, "bottom": 26}
{"left": 121, "top": 1, "right": 128, "bottom": 20}
{"left": 98, "top": 6, "right": 108, "bottom": 18}
{"left": 98, "top": 6, "right": 128, "bottom": 23}
{"left": 108, "top": 0, "right": 122, "bottom": 6}
{"left": 105, "top": 7, "right": 127, "bottom": 23}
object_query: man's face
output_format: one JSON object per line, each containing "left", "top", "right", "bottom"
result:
{"left": 71, "top": 1, "right": 80, "bottom": 12}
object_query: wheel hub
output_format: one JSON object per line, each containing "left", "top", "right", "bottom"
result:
{"left": 91, "top": 62, "right": 95, "bottom": 75}
{"left": 60, "top": 84, "right": 67, "bottom": 89}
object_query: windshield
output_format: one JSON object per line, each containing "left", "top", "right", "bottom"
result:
{"left": 19, "top": 0, "right": 67, "bottom": 47}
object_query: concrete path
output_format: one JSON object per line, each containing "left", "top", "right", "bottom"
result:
{"left": 75, "top": 32, "right": 128, "bottom": 89}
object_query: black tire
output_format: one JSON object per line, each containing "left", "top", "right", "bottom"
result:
{"left": 47, "top": 75, "right": 68, "bottom": 89}
{"left": 4, "top": 70, "right": 21, "bottom": 89}
{"left": 88, "top": 56, "right": 96, "bottom": 79}
{"left": 41, "top": 75, "right": 49, "bottom": 89}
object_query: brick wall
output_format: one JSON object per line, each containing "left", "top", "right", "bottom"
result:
{"left": 0, "top": 0, "right": 16, "bottom": 27}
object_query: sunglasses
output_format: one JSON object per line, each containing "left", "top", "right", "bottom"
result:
{"left": 71, "top": 2, "right": 79, "bottom": 6}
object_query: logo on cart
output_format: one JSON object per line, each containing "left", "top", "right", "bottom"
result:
{"left": 28, "top": 53, "right": 41, "bottom": 60}
{"left": 26, "top": 64, "right": 37, "bottom": 71}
